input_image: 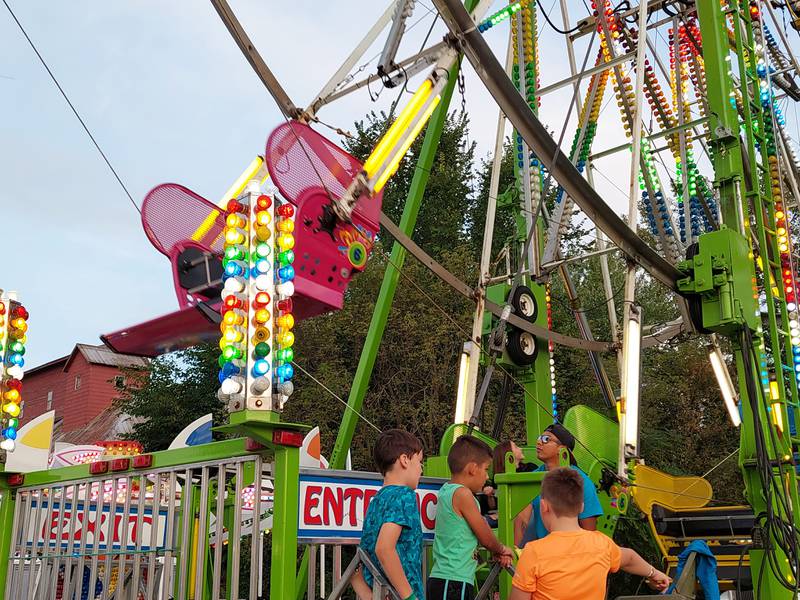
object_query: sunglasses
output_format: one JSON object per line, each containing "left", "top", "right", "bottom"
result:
{"left": 537, "top": 434, "right": 561, "bottom": 445}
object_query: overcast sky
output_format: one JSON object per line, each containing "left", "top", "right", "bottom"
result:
{"left": 3, "top": 1, "right": 799, "bottom": 368}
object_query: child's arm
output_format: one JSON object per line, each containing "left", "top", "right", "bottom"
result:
{"left": 453, "top": 487, "right": 513, "bottom": 565}
{"left": 618, "top": 547, "right": 671, "bottom": 591}
{"left": 350, "top": 569, "right": 373, "bottom": 600}
{"left": 509, "top": 587, "right": 534, "bottom": 599}
{"left": 374, "top": 523, "right": 414, "bottom": 598}
{"left": 514, "top": 504, "right": 532, "bottom": 547}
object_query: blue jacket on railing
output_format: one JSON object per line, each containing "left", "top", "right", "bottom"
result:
{"left": 667, "top": 540, "right": 720, "bottom": 600}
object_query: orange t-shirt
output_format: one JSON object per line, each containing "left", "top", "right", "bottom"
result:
{"left": 512, "top": 529, "right": 621, "bottom": 600}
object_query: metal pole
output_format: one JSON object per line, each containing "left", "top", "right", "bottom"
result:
{"left": 464, "top": 33, "right": 512, "bottom": 416}
{"left": 271, "top": 446, "right": 300, "bottom": 599}
{"left": 619, "top": 0, "right": 649, "bottom": 474}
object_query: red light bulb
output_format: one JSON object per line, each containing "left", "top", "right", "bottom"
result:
{"left": 224, "top": 295, "right": 243, "bottom": 310}
{"left": 254, "top": 291, "right": 271, "bottom": 308}
{"left": 277, "top": 204, "right": 295, "bottom": 218}
{"left": 12, "top": 306, "right": 28, "bottom": 319}
{"left": 277, "top": 298, "right": 293, "bottom": 313}
{"left": 226, "top": 199, "right": 243, "bottom": 214}
{"left": 6, "top": 379, "right": 21, "bottom": 391}
{"left": 257, "top": 195, "right": 272, "bottom": 210}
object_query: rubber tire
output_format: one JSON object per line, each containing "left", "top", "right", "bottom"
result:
{"left": 510, "top": 285, "right": 538, "bottom": 323}
{"left": 506, "top": 329, "right": 539, "bottom": 366}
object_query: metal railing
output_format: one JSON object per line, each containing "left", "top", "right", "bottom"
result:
{"left": 5, "top": 454, "right": 270, "bottom": 599}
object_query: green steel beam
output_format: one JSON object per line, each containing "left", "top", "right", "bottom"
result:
{"left": 270, "top": 444, "right": 300, "bottom": 598}
{"left": 0, "top": 484, "right": 14, "bottom": 595}
{"left": 329, "top": 0, "right": 478, "bottom": 470}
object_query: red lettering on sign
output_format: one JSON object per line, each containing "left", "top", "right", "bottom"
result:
{"left": 363, "top": 488, "right": 377, "bottom": 514}
{"left": 343, "top": 488, "right": 363, "bottom": 527}
{"left": 420, "top": 493, "right": 437, "bottom": 531}
{"left": 304, "top": 485, "right": 323, "bottom": 526}
{"left": 130, "top": 515, "right": 153, "bottom": 543}
{"left": 322, "top": 486, "right": 344, "bottom": 527}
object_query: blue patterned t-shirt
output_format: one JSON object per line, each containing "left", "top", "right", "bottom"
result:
{"left": 359, "top": 485, "right": 423, "bottom": 598}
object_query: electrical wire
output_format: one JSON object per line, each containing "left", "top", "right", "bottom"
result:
{"left": 535, "top": 0, "right": 583, "bottom": 34}
{"left": 3, "top": 0, "right": 140, "bottom": 215}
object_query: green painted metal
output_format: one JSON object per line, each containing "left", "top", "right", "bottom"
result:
{"left": 677, "top": 228, "right": 758, "bottom": 333}
{"left": 690, "top": 0, "right": 800, "bottom": 595}
{"left": 0, "top": 482, "right": 15, "bottom": 595}
{"left": 270, "top": 444, "right": 300, "bottom": 598}
{"left": 329, "top": 0, "right": 480, "bottom": 471}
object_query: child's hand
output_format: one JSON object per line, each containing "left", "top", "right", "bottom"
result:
{"left": 646, "top": 569, "right": 671, "bottom": 592}
{"left": 494, "top": 545, "right": 514, "bottom": 568}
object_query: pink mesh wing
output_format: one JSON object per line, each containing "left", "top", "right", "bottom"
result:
{"left": 265, "top": 120, "right": 381, "bottom": 229}
{"left": 141, "top": 184, "right": 225, "bottom": 256}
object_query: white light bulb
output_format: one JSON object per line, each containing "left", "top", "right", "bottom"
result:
{"left": 1, "top": 439, "right": 15, "bottom": 451}
{"left": 224, "top": 278, "right": 245, "bottom": 293}
{"left": 277, "top": 282, "right": 295, "bottom": 297}
{"left": 221, "top": 377, "right": 243, "bottom": 395}
{"left": 255, "top": 274, "right": 272, "bottom": 291}
{"left": 6, "top": 366, "right": 22, "bottom": 380}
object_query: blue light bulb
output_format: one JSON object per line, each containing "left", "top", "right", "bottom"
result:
{"left": 252, "top": 359, "right": 270, "bottom": 377}
{"left": 3, "top": 428, "right": 16, "bottom": 440}
{"left": 278, "top": 266, "right": 295, "bottom": 281}
{"left": 255, "top": 258, "right": 271, "bottom": 274}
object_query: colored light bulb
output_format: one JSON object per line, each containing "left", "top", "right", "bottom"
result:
{"left": 256, "top": 211, "right": 272, "bottom": 226}
{"left": 221, "top": 362, "right": 240, "bottom": 378}
{"left": 222, "top": 310, "right": 244, "bottom": 326}
{"left": 277, "top": 219, "right": 295, "bottom": 233}
{"left": 277, "top": 234, "right": 295, "bottom": 251}
{"left": 9, "top": 342, "right": 23, "bottom": 354}
{"left": 1, "top": 439, "right": 15, "bottom": 451}
{"left": 225, "top": 246, "right": 246, "bottom": 261}
{"left": 222, "top": 345, "right": 243, "bottom": 361}
{"left": 277, "top": 281, "right": 295, "bottom": 296}
{"left": 254, "top": 342, "right": 270, "bottom": 358}
{"left": 255, "top": 308, "right": 271, "bottom": 324}
{"left": 278, "top": 250, "right": 294, "bottom": 265}
{"left": 277, "top": 298, "right": 293, "bottom": 312}
{"left": 225, "top": 228, "right": 245, "bottom": 245}
{"left": 277, "top": 204, "right": 295, "bottom": 218}
{"left": 254, "top": 291, "right": 271, "bottom": 308}
{"left": 3, "top": 428, "right": 17, "bottom": 440}
{"left": 252, "top": 359, "right": 270, "bottom": 376}
{"left": 224, "top": 261, "right": 246, "bottom": 278}
{"left": 12, "top": 306, "right": 28, "bottom": 319}
{"left": 223, "top": 328, "right": 243, "bottom": 343}
{"left": 252, "top": 327, "right": 270, "bottom": 343}
{"left": 11, "top": 319, "right": 26, "bottom": 333}
{"left": 7, "top": 379, "right": 22, "bottom": 391}
{"left": 255, "top": 243, "right": 271, "bottom": 258}
{"left": 277, "top": 348, "right": 294, "bottom": 362}
{"left": 278, "top": 266, "right": 295, "bottom": 281}
{"left": 226, "top": 199, "right": 243, "bottom": 213}
{"left": 256, "top": 195, "right": 272, "bottom": 210}
{"left": 8, "top": 355, "right": 23, "bottom": 367}
{"left": 256, "top": 226, "right": 272, "bottom": 242}
{"left": 3, "top": 390, "right": 20, "bottom": 403}
{"left": 226, "top": 213, "right": 245, "bottom": 228}
{"left": 277, "top": 331, "right": 295, "bottom": 347}
{"left": 7, "top": 418, "right": 18, "bottom": 429}
{"left": 3, "top": 403, "right": 20, "bottom": 417}
{"left": 277, "top": 314, "right": 295, "bottom": 329}
{"left": 255, "top": 259, "right": 271, "bottom": 274}
{"left": 276, "top": 364, "right": 294, "bottom": 380}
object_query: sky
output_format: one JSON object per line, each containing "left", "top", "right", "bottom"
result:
{"left": 3, "top": 1, "right": 799, "bottom": 368}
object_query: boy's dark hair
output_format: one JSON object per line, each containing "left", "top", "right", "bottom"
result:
{"left": 448, "top": 435, "right": 493, "bottom": 474}
{"left": 541, "top": 467, "right": 584, "bottom": 517}
{"left": 373, "top": 429, "right": 423, "bottom": 475}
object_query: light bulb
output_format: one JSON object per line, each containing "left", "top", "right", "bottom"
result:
{"left": 255, "top": 274, "right": 272, "bottom": 291}
{"left": 255, "top": 309, "right": 270, "bottom": 324}
{"left": 1, "top": 439, "right": 15, "bottom": 451}
{"left": 252, "top": 359, "right": 270, "bottom": 377}
{"left": 3, "top": 403, "right": 20, "bottom": 417}
{"left": 277, "top": 282, "right": 295, "bottom": 297}
{"left": 277, "top": 314, "right": 295, "bottom": 329}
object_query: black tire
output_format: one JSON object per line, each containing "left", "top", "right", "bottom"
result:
{"left": 510, "top": 285, "right": 538, "bottom": 323}
{"left": 506, "top": 329, "right": 539, "bottom": 366}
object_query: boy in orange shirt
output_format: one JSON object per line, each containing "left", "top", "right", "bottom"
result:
{"left": 510, "top": 468, "right": 670, "bottom": 600}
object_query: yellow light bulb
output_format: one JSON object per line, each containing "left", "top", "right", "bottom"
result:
{"left": 3, "top": 390, "right": 19, "bottom": 403}
{"left": 256, "top": 211, "right": 272, "bottom": 226}
{"left": 277, "top": 314, "right": 295, "bottom": 329}
{"left": 11, "top": 319, "right": 27, "bottom": 333}
{"left": 277, "top": 234, "right": 295, "bottom": 250}
{"left": 277, "top": 219, "right": 295, "bottom": 233}
{"left": 226, "top": 214, "right": 244, "bottom": 228}
{"left": 255, "top": 309, "right": 271, "bottom": 324}
{"left": 278, "top": 331, "right": 295, "bottom": 347}
{"left": 3, "top": 403, "right": 20, "bottom": 417}
{"left": 256, "top": 226, "right": 272, "bottom": 242}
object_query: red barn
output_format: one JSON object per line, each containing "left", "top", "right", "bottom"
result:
{"left": 21, "top": 344, "right": 149, "bottom": 434}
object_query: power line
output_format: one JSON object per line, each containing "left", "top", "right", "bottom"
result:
{"left": 3, "top": 0, "right": 140, "bottom": 215}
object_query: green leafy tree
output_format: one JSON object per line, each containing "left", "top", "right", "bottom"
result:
{"left": 115, "top": 343, "right": 227, "bottom": 451}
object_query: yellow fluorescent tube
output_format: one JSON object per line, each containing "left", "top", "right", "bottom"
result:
{"left": 374, "top": 95, "right": 441, "bottom": 192}
{"left": 191, "top": 156, "right": 265, "bottom": 242}
{"left": 364, "top": 79, "right": 433, "bottom": 177}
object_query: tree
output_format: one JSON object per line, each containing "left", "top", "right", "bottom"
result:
{"left": 115, "top": 343, "right": 227, "bottom": 451}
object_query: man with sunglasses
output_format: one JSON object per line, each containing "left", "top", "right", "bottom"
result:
{"left": 513, "top": 423, "right": 603, "bottom": 547}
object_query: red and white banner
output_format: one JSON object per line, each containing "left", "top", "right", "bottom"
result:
{"left": 298, "top": 470, "right": 445, "bottom": 541}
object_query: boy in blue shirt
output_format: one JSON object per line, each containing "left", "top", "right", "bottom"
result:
{"left": 355, "top": 429, "right": 425, "bottom": 600}
{"left": 514, "top": 423, "right": 603, "bottom": 546}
